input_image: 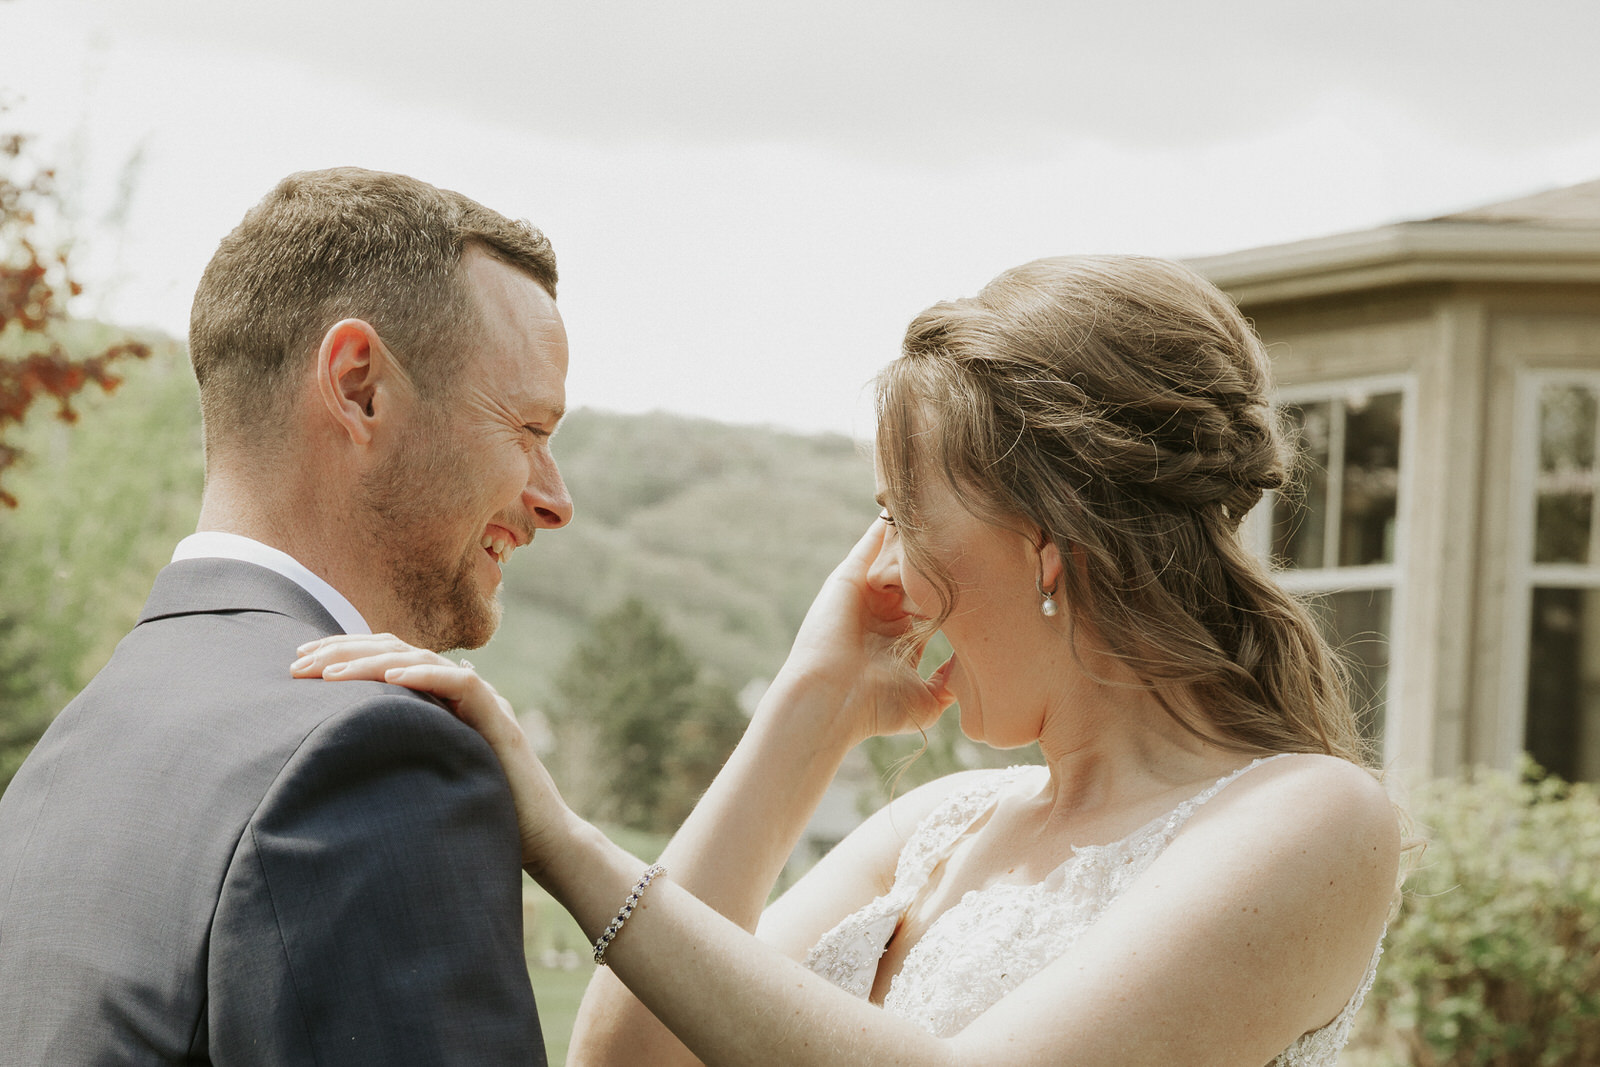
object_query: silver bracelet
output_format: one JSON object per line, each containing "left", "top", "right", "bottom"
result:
{"left": 592, "top": 863, "right": 666, "bottom": 966}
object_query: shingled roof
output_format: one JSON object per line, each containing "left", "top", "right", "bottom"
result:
{"left": 1431, "top": 178, "right": 1600, "bottom": 226}
{"left": 1192, "top": 179, "right": 1600, "bottom": 306}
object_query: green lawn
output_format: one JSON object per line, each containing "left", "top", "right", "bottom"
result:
{"left": 529, "top": 965, "right": 596, "bottom": 1066}
{"left": 524, "top": 826, "right": 668, "bottom": 1065}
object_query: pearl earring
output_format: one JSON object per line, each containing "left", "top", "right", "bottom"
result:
{"left": 1036, "top": 577, "right": 1059, "bottom": 618}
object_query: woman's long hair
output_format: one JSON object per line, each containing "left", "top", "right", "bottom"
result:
{"left": 877, "top": 255, "right": 1369, "bottom": 765}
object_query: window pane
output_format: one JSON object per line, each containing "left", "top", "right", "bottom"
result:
{"left": 1339, "top": 392, "right": 1403, "bottom": 566}
{"left": 1273, "top": 401, "right": 1330, "bottom": 569}
{"left": 1534, "top": 385, "right": 1596, "bottom": 564}
{"left": 1535, "top": 494, "right": 1593, "bottom": 564}
{"left": 1305, "top": 588, "right": 1391, "bottom": 748}
{"left": 1538, "top": 384, "right": 1596, "bottom": 470}
{"left": 1526, "top": 587, "right": 1600, "bottom": 782}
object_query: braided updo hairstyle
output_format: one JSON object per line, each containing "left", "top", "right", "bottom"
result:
{"left": 877, "top": 255, "right": 1367, "bottom": 765}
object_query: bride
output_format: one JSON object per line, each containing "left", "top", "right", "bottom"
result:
{"left": 296, "top": 255, "right": 1402, "bottom": 1065}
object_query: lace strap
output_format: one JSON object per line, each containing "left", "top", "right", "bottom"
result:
{"left": 1156, "top": 753, "right": 1295, "bottom": 841}
{"left": 890, "top": 767, "right": 1035, "bottom": 890}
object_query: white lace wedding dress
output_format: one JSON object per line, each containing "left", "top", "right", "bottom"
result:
{"left": 803, "top": 756, "right": 1382, "bottom": 1064}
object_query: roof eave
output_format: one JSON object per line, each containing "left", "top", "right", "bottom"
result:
{"left": 1190, "top": 222, "right": 1600, "bottom": 307}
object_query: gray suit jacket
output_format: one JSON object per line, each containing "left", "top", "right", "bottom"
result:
{"left": 0, "top": 559, "right": 546, "bottom": 1065}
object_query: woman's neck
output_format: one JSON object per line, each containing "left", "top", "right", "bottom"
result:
{"left": 1031, "top": 658, "right": 1244, "bottom": 820}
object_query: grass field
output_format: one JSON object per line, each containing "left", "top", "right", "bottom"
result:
{"left": 529, "top": 966, "right": 595, "bottom": 1066}
{"left": 524, "top": 826, "right": 668, "bottom": 1064}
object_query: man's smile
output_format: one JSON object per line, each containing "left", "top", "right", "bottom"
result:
{"left": 481, "top": 523, "right": 526, "bottom": 565}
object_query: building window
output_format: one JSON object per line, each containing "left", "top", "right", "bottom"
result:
{"left": 1520, "top": 377, "right": 1600, "bottom": 782}
{"left": 1256, "top": 380, "right": 1409, "bottom": 751}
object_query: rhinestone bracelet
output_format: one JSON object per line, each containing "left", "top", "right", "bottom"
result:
{"left": 592, "top": 863, "right": 667, "bottom": 966}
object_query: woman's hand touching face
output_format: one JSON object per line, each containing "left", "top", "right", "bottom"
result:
{"left": 778, "top": 516, "right": 955, "bottom": 745}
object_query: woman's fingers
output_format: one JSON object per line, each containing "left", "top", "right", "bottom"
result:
{"left": 296, "top": 633, "right": 420, "bottom": 656}
{"left": 291, "top": 649, "right": 445, "bottom": 681}
{"left": 835, "top": 515, "right": 888, "bottom": 575}
{"left": 290, "top": 636, "right": 513, "bottom": 737}
{"left": 290, "top": 633, "right": 446, "bottom": 676}
{"left": 383, "top": 664, "right": 519, "bottom": 738}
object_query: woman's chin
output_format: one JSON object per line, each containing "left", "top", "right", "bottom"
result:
{"left": 956, "top": 702, "right": 983, "bottom": 744}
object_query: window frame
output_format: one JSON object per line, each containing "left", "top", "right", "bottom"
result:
{"left": 1500, "top": 369, "right": 1600, "bottom": 770}
{"left": 1246, "top": 372, "right": 1417, "bottom": 761}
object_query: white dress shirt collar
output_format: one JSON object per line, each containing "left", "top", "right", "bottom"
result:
{"left": 171, "top": 531, "right": 372, "bottom": 636}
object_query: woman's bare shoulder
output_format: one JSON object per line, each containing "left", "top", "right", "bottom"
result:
{"left": 1216, "top": 753, "right": 1398, "bottom": 832}
{"left": 1180, "top": 751, "right": 1403, "bottom": 911}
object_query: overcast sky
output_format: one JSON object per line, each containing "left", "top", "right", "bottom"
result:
{"left": 6, "top": 0, "right": 1600, "bottom": 435}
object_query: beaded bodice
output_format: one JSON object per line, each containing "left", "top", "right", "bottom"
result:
{"left": 803, "top": 757, "right": 1382, "bottom": 1064}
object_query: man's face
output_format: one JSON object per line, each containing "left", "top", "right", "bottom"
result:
{"left": 364, "top": 249, "right": 573, "bottom": 651}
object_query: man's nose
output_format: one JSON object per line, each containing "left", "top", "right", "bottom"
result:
{"left": 524, "top": 457, "right": 573, "bottom": 529}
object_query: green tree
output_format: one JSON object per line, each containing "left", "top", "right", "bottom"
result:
{"left": 552, "top": 598, "right": 746, "bottom": 833}
{"left": 0, "top": 609, "right": 52, "bottom": 785}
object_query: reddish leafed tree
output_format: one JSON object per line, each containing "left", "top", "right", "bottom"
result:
{"left": 1, "top": 127, "right": 149, "bottom": 508}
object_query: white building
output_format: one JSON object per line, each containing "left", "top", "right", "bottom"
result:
{"left": 1193, "top": 179, "right": 1600, "bottom": 782}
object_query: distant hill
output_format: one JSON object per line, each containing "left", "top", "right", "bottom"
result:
{"left": 475, "top": 409, "right": 880, "bottom": 718}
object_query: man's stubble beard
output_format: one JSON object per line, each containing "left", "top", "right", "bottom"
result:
{"left": 360, "top": 421, "right": 503, "bottom": 652}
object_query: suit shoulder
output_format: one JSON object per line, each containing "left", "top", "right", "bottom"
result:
{"left": 285, "top": 683, "right": 505, "bottom": 785}
{"left": 247, "top": 685, "right": 519, "bottom": 871}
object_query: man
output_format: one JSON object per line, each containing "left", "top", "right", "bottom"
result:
{"left": 0, "top": 168, "right": 571, "bottom": 1064}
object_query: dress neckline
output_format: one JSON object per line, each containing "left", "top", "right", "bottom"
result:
{"left": 989, "top": 752, "right": 1295, "bottom": 868}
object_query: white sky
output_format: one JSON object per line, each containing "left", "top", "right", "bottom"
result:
{"left": 6, "top": 0, "right": 1600, "bottom": 435}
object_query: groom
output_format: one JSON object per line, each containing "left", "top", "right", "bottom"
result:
{"left": 0, "top": 169, "right": 570, "bottom": 1064}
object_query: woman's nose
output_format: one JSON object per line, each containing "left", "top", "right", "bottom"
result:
{"left": 865, "top": 524, "right": 900, "bottom": 592}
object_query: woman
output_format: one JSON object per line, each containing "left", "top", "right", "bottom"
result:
{"left": 296, "top": 255, "right": 1402, "bottom": 1065}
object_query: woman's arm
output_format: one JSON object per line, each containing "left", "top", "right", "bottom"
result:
{"left": 569, "top": 714, "right": 975, "bottom": 1063}
{"left": 529, "top": 753, "right": 1400, "bottom": 1067}
{"left": 637, "top": 515, "right": 951, "bottom": 936}
{"left": 566, "top": 518, "right": 956, "bottom": 1063}
{"left": 568, "top": 667, "right": 878, "bottom": 1064}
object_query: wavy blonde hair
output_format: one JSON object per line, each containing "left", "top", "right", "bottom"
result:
{"left": 877, "top": 255, "right": 1368, "bottom": 765}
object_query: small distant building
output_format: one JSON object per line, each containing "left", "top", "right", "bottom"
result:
{"left": 1193, "top": 180, "right": 1600, "bottom": 782}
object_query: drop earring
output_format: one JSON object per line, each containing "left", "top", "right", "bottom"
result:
{"left": 1036, "top": 577, "right": 1059, "bottom": 618}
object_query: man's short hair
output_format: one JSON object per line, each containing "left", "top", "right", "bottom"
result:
{"left": 189, "top": 167, "right": 557, "bottom": 453}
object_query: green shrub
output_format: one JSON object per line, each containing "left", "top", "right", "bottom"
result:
{"left": 1355, "top": 759, "right": 1600, "bottom": 1065}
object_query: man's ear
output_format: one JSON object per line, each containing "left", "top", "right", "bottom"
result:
{"left": 315, "top": 319, "right": 394, "bottom": 446}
